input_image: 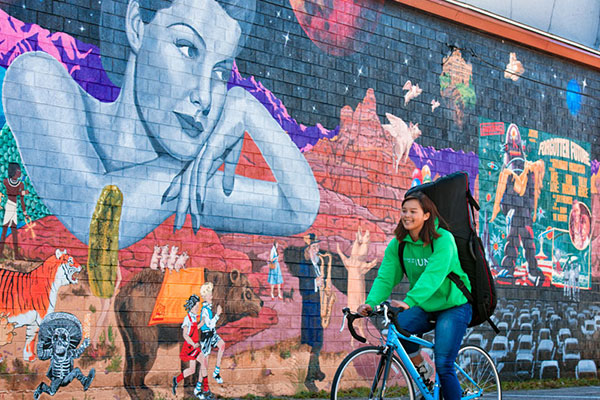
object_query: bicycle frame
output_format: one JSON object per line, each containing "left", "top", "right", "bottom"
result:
{"left": 383, "top": 322, "right": 439, "bottom": 399}
{"left": 339, "top": 304, "right": 485, "bottom": 400}
{"left": 383, "top": 323, "right": 483, "bottom": 400}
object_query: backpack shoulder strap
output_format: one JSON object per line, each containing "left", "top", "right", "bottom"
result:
{"left": 398, "top": 241, "right": 407, "bottom": 277}
{"left": 447, "top": 272, "right": 473, "bottom": 302}
{"left": 448, "top": 272, "right": 500, "bottom": 333}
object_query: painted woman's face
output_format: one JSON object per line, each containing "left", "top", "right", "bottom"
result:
{"left": 134, "top": 0, "right": 241, "bottom": 160}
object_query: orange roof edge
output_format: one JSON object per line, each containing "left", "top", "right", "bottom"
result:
{"left": 394, "top": 0, "right": 600, "bottom": 70}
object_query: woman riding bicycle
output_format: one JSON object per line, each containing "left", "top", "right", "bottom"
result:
{"left": 357, "top": 191, "right": 472, "bottom": 400}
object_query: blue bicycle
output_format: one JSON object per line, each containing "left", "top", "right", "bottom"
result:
{"left": 331, "top": 303, "right": 501, "bottom": 399}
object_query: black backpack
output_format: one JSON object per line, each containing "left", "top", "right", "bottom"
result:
{"left": 398, "top": 171, "right": 499, "bottom": 333}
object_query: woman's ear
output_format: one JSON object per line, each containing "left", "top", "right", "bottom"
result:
{"left": 126, "top": 0, "right": 145, "bottom": 54}
{"left": 424, "top": 212, "right": 431, "bottom": 221}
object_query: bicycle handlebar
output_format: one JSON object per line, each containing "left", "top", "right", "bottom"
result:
{"left": 341, "top": 302, "right": 413, "bottom": 342}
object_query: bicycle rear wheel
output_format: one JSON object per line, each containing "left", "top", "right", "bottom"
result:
{"left": 330, "top": 345, "right": 414, "bottom": 400}
{"left": 455, "top": 345, "right": 502, "bottom": 399}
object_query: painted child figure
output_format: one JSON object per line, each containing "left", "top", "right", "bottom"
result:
{"left": 268, "top": 240, "right": 284, "bottom": 299}
{"left": 195, "top": 282, "right": 226, "bottom": 398}
{"left": 172, "top": 294, "right": 203, "bottom": 396}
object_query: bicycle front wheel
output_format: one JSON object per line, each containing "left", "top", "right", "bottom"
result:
{"left": 331, "top": 345, "right": 414, "bottom": 400}
{"left": 455, "top": 345, "right": 502, "bottom": 399}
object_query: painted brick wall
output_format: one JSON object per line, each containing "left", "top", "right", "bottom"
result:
{"left": 0, "top": 0, "right": 598, "bottom": 398}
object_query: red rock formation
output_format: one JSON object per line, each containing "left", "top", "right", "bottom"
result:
{"left": 306, "top": 88, "right": 413, "bottom": 225}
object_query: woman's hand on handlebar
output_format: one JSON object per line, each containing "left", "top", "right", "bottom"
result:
{"left": 390, "top": 300, "right": 410, "bottom": 310}
{"left": 357, "top": 304, "right": 372, "bottom": 316}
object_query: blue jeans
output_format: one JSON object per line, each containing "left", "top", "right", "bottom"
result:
{"left": 394, "top": 303, "right": 472, "bottom": 400}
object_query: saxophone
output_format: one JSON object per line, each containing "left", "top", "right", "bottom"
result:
{"left": 318, "top": 252, "right": 336, "bottom": 329}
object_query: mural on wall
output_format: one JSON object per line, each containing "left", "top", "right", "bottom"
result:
{"left": 0, "top": 249, "right": 82, "bottom": 361}
{"left": 504, "top": 52, "right": 525, "bottom": 81}
{"left": 0, "top": 0, "right": 320, "bottom": 250}
{"left": 479, "top": 119, "right": 592, "bottom": 293}
{"left": 591, "top": 161, "right": 600, "bottom": 278}
{"left": 0, "top": 162, "right": 28, "bottom": 259}
{"left": 289, "top": 0, "right": 385, "bottom": 57}
{"left": 336, "top": 227, "right": 378, "bottom": 340}
{"left": 440, "top": 48, "right": 476, "bottom": 128}
{"left": 33, "top": 312, "right": 95, "bottom": 399}
{"left": 0, "top": 0, "right": 597, "bottom": 398}
{"left": 566, "top": 79, "right": 582, "bottom": 116}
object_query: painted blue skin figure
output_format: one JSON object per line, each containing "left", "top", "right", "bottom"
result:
{"left": 2, "top": 0, "right": 319, "bottom": 248}
{"left": 298, "top": 233, "right": 325, "bottom": 392}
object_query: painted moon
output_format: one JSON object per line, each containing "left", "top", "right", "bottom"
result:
{"left": 290, "top": 0, "right": 385, "bottom": 57}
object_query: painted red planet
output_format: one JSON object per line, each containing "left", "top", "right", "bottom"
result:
{"left": 290, "top": 0, "right": 385, "bottom": 57}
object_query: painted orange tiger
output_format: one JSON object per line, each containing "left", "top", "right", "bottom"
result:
{"left": 0, "top": 249, "right": 82, "bottom": 361}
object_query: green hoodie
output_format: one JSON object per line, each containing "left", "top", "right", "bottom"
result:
{"left": 365, "top": 227, "right": 471, "bottom": 312}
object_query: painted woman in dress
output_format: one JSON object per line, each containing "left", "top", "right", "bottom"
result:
{"left": 267, "top": 240, "right": 284, "bottom": 299}
{"left": 2, "top": 0, "right": 319, "bottom": 248}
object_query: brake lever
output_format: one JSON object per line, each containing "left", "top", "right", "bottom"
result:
{"left": 384, "top": 303, "right": 391, "bottom": 326}
{"left": 340, "top": 312, "right": 347, "bottom": 332}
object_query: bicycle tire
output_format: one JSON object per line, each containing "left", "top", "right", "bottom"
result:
{"left": 456, "top": 345, "right": 502, "bottom": 399}
{"left": 330, "top": 345, "right": 415, "bottom": 400}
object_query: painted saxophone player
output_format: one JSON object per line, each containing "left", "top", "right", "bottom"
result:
{"left": 1, "top": 0, "right": 319, "bottom": 248}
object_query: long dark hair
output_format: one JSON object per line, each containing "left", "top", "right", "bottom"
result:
{"left": 394, "top": 191, "right": 443, "bottom": 245}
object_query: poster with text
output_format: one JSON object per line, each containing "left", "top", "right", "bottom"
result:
{"left": 479, "top": 118, "right": 591, "bottom": 294}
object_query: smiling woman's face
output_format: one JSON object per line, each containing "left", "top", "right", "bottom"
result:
{"left": 133, "top": 0, "right": 241, "bottom": 160}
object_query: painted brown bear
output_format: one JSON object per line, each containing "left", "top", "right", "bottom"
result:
{"left": 115, "top": 268, "right": 263, "bottom": 400}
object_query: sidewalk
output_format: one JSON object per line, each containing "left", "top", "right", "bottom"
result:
{"left": 502, "top": 385, "right": 600, "bottom": 399}
{"left": 235, "top": 385, "right": 600, "bottom": 400}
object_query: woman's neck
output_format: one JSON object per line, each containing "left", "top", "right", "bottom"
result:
{"left": 409, "top": 230, "right": 420, "bottom": 242}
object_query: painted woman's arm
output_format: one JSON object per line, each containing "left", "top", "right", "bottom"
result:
{"left": 196, "top": 86, "right": 320, "bottom": 236}
{"left": 1, "top": 52, "right": 182, "bottom": 248}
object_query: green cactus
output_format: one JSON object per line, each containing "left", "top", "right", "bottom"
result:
{"left": 87, "top": 185, "right": 122, "bottom": 298}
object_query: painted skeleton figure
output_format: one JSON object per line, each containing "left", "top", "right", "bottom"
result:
{"left": 34, "top": 312, "right": 95, "bottom": 399}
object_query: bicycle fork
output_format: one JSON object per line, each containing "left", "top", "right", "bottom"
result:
{"left": 369, "top": 347, "right": 394, "bottom": 400}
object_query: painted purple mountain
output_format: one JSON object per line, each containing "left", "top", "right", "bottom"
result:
{"left": 411, "top": 143, "right": 479, "bottom": 190}
{"left": 0, "top": 9, "right": 338, "bottom": 151}
{"left": 229, "top": 64, "right": 339, "bottom": 152}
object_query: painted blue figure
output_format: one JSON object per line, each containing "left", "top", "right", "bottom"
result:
{"left": 34, "top": 312, "right": 95, "bottom": 400}
{"left": 196, "top": 282, "right": 225, "bottom": 399}
{"left": 298, "top": 233, "right": 325, "bottom": 392}
{"left": 2, "top": 0, "right": 319, "bottom": 248}
{"left": 267, "top": 240, "right": 284, "bottom": 299}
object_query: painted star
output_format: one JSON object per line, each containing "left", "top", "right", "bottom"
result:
{"left": 283, "top": 32, "right": 290, "bottom": 47}
{"left": 583, "top": 79, "right": 587, "bottom": 89}
{"left": 357, "top": 66, "right": 364, "bottom": 77}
